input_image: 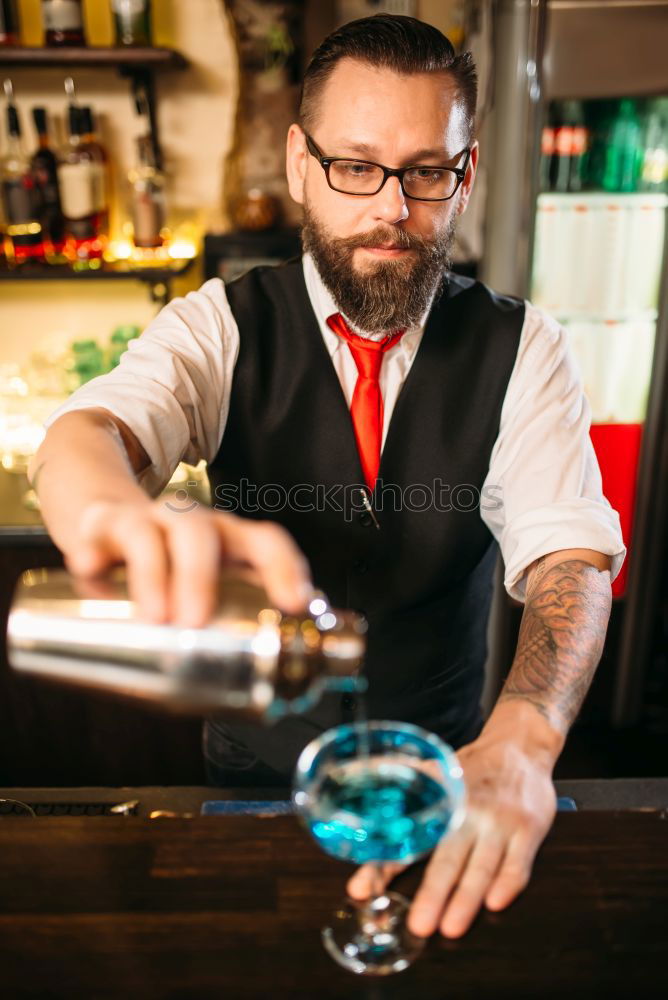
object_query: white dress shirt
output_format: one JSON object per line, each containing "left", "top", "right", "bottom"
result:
{"left": 45, "top": 253, "right": 626, "bottom": 601}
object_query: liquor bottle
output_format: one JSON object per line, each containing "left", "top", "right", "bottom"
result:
{"left": 79, "top": 106, "right": 110, "bottom": 239}
{"left": 129, "top": 134, "right": 165, "bottom": 248}
{"left": 30, "top": 107, "right": 65, "bottom": 258}
{"left": 112, "top": 0, "right": 152, "bottom": 47}
{"left": 58, "top": 102, "right": 106, "bottom": 262}
{"left": 41, "top": 0, "right": 86, "bottom": 47}
{"left": 0, "top": 0, "right": 20, "bottom": 46}
{"left": 0, "top": 80, "right": 44, "bottom": 263}
{"left": 7, "top": 567, "right": 367, "bottom": 719}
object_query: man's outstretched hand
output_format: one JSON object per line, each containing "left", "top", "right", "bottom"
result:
{"left": 347, "top": 550, "right": 612, "bottom": 939}
{"left": 346, "top": 714, "right": 558, "bottom": 939}
{"left": 66, "top": 499, "right": 314, "bottom": 624}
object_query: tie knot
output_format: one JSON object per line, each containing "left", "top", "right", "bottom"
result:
{"left": 326, "top": 313, "right": 404, "bottom": 381}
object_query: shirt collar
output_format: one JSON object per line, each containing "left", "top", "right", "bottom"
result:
{"left": 302, "top": 252, "right": 429, "bottom": 359}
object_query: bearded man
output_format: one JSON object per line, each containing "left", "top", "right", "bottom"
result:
{"left": 32, "top": 15, "right": 624, "bottom": 940}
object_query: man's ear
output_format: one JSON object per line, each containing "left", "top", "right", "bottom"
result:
{"left": 286, "top": 123, "right": 308, "bottom": 206}
{"left": 456, "top": 139, "right": 479, "bottom": 216}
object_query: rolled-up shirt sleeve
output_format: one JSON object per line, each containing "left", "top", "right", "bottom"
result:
{"left": 43, "top": 278, "right": 239, "bottom": 497}
{"left": 482, "top": 302, "right": 626, "bottom": 602}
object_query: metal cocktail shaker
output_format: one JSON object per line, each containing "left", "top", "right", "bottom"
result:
{"left": 7, "top": 567, "right": 367, "bottom": 720}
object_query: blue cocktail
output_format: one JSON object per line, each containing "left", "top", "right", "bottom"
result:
{"left": 293, "top": 721, "right": 466, "bottom": 975}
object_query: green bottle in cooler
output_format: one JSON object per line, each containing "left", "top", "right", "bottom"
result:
{"left": 602, "top": 99, "right": 644, "bottom": 193}
{"left": 584, "top": 100, "right": 610, "bottom": 191}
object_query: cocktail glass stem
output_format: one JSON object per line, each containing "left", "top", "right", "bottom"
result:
{"left": 321, "top": 862, "right": 424, "bottom": 974}
{"left": 358, "top": 861, "right": 413, "bottom": 938}
{"left": 359, "top": 862, "right": 398, "bottom": 932}
{"left": 324, "top": 883, "right": 423, "bottom": 975}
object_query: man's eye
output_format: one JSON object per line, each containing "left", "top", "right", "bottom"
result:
{"left": 340, "top": 162, "right": 375, "bottom": 176}
{"left": 407, "top": 168, "right": 445, "bottom": 184}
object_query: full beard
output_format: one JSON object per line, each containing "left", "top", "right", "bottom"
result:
{"left": 301, "top": 199, "right": 456, "bottom": 335}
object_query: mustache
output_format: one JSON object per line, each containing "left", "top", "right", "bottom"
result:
{"left": 333, "top": 225, "right": 431, "bottom": 252}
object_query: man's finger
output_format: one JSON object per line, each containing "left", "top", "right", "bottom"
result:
{"left": 346, "top": 862, "right": 404, "bottom": 900}
{"left": 437, "top": 831, "right": 507, "bottom": 938}
{"left": 118, "top": 516, "right": 171, "bottom": 623}
{"left": 406, "top": 825, "right": 475, "bottom": 937}
{"left": 73, "top": 502, "right": 170, "bottom": 622}
{"left": 160, "top": 510, "right": 222, "bottom": 627}
{"left": 484, "top": 829, "right": 537, "bottom": 911}
{"left": 215, "top": 515, "right": 313, "bottom": 613}
{"left": 77, "top": 510, "right": 170, "bottom": 623}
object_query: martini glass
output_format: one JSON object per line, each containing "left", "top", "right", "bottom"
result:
{"left": 292, "top": 720, "right": 465, "bottom": 975}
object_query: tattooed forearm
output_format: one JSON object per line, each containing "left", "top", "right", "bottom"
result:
{"left": 498, "top": 558, "right": 612, "bottom": 735}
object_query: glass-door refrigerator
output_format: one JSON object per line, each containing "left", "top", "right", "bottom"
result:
{"left": 481, "top": 0, "right": 668, "bottom": 728}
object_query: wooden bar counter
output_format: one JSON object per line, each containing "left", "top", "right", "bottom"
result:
{"left": 0, "top": 808, "right": 666, "bottom": 998}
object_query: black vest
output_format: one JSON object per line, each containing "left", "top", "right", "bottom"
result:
{"left": 205, "top": 258, "right": 524, "bottom": 777}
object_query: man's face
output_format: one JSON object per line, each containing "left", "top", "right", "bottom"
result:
{"left": 287, "top": 58, "right": 478, "bottom": 333}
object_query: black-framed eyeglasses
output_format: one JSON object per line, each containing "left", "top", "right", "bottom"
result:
{"left": 304, "top": 133, "right": 471, "bottom": 202}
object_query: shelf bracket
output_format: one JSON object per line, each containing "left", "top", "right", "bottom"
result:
{"left": 146, "top": 279, "right": 170, "bottom": 308}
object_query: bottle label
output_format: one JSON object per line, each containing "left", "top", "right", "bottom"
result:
{"left": 1, "top": 176, "right": 38, "bottom": 225}
{"left": 59, "top": 161, "right": 96, "bottom": 219}
{"left": 571, "top": 126, "right": 589, "bottom": 156}
{"left": 541, "top": 127, "right": 555, "bottom": 155}
{"left": 42, "top": 0, "right": 83, "bottom": 32}
{"left": 555, "top": 126, "right": 574, "bottom": 156}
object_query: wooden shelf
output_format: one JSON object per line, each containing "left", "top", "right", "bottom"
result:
{"left": 0, "top": 46, "right": 187, "bottom": 70}
{"left": 0, "top": 258, "right": 194, "bottom": 283}
{"left": 0, "top": 46, "right": 191, "bottom": 297}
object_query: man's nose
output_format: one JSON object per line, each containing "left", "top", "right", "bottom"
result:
{"left": 372, "top": 175, "right": 409, "bottom": 225}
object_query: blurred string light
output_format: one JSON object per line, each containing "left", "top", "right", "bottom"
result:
{"left": 105, "top": 221, "right": 200, "bottom": 266}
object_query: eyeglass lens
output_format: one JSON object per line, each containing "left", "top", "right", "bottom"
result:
{"left": 328, "top": 161, "right": 459, "bottom": 199}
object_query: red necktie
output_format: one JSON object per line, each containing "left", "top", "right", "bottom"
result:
{"left": 327, "top": 313, "right": 405, "bottom": 490}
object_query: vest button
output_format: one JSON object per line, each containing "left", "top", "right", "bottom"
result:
{"left": 353, "top": 559, "right": 368, "bottom": 574}
{"left": 341, "top": 694, "right": 356, "bottom": 711}
{"left": 358, "top": 511, "right": 373, "bottom": 528}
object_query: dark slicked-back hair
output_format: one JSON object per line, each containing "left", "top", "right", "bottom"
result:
{"left": 299, "top": 14, "right": 478, "bottom": 141}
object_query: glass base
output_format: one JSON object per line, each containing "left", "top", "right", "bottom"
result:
{"left": 322, "top": 891, "right": 425, "bottom": 976}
